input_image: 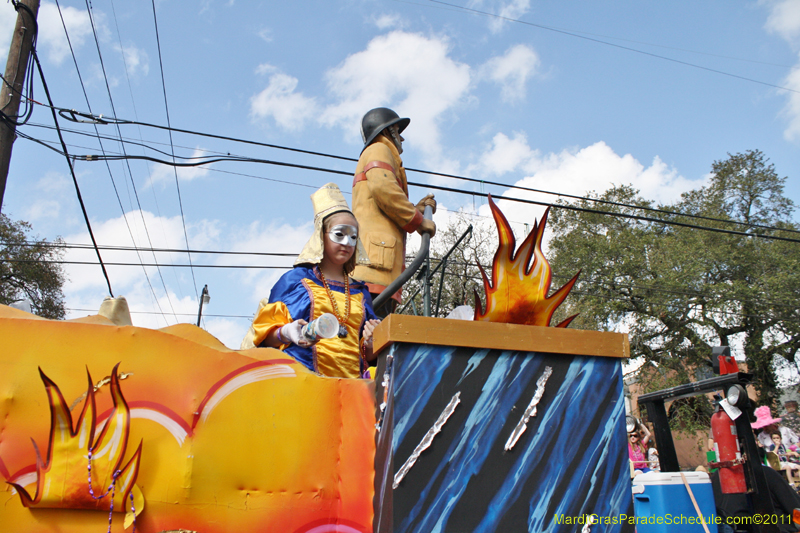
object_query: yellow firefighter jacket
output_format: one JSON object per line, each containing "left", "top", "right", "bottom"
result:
{"left": 351, "top": 136, "right": 423, "bottom": 301}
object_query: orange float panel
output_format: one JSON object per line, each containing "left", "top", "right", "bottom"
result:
{"left": 0, "top": 305, "right": 375, "bottom": 533}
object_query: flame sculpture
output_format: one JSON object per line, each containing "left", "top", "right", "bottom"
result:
{"left": 9, "top": 363, "right": 143, "bottom": 515}
{"left": 474, "top": 196, "right": 579, "bottom": 327}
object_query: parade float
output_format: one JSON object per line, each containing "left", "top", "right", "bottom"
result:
{"left": 0, "top": 198, "right": 631, "bottom": 532}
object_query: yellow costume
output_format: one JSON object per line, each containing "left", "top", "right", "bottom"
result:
{"left": 241, "top": 183, "right": 375, "bottom": 378}
{"left": 243, "top": 266, "right": 376, "bottom": 378}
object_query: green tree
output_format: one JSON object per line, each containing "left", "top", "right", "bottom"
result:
{"left": 0, "top": 214, "right": 66, "bottom": 319}
{"left": 547, "top": 150, "right": 800, "bottom": 410}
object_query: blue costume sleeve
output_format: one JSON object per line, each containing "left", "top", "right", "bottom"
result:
{"left": 269, "top": 267, "right": 312, "bottom": 323}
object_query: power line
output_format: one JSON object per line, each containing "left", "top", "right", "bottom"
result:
{"left": 23, "top": 124, "right": 800, "bottom": 244}
{"left": 25, "top": 110, "right": 800, "bottom": 242}
{"left": 7, "top": 254, "right": 797, "bottom": 318}
{"left": 55, "top": 0, "right": 170, "bottom": 324}
{"left": 3, "top": 240, "right": 298, "bottom": 257}
{"left": 19, "top": 123, "right": 329, "bottom": 193}
{"left": 44, "top": 107, "right": 800, "bottom": 238}
{"left": 29, "top": 119, "right": 785, "bottom": 241}
{"left": 409, "top": 255, "right": 800, "bottom": 314}
{"left": 30, "top": 50, "right": 114, "bottom": 296}
{"left": 3, "top": 258, "right": 291, "bottom": 269}
{"left": 62, "top": 109, "right": 359, "bottom": 163}
{"left": 409, "top": 267, "right": 800, "bottom": 322}
{"left": 83, "top": 0, "right": 179, "bottom": 324}
{"left": 406, "top": 173, "right": 800, "bottom": 238}
{"left": 150, "top": 0, "right": 198, "bottom": 301}
{"left": 17, "top": 240, "right": 794, "bottom": 309}
{"left": 395, "top": 0, "right": 792, "bottom": 69}
{"left": 107, "top": 0, "right": 184, "bottom": 320}
{"left": 411, "top": 182, "right": 800, "bottom": 244}
{"left": 66, "top": 308, "right": 253, "bottom": 320}
{"left": 428, "top": 0, "right": 800, "bottom": 96}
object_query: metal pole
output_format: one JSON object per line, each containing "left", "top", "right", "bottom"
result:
{"left": 640, "top": 400, "right": 680, "bottom": 472}
{"left": 373, "top": 205, "right": 433, "bottom": 310}
{"left": 423, "top": 253, "right": 431, "bottom": 317}
{"left": 0, "top": 0, "right": 40, "bottom": 212}
{"left": 735, "top": 408, "right": 779, "bottom": 532}
{"left": 433, "top": 257, "right": 448, "bottom": 318}
{"left": 433, "top": 225, "right": 472, "bottom": 317}
{"left": 196, "top": 284, "right": 208, "bottom": 326}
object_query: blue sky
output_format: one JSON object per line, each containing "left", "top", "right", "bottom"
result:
{"left": 1, "top": 0, "right": 799, "bottom": 349}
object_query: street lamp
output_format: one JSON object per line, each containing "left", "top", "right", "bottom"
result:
{"left": 196, "top": 284, "right": 210, "bottom": 326}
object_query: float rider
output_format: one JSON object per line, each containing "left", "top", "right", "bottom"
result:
{"left": 351, "top": 107, "right": 436, "bottom": 317}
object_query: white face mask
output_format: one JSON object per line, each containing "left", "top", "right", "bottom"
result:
{"left": 328, "top": 224, "right": 358, "bottom": 247}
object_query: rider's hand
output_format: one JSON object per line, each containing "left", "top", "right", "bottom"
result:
{"left": 362, "top": 319, "right": 381, "bottom": 345}
{"left": 279, "top": 319, "right": 314, "bottom": 347}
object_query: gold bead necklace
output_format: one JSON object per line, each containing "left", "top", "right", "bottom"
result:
{"left": 318, "top": 267, "right": 350, "bottom": 338}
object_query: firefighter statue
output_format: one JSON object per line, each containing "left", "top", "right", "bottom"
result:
{"left": 351, "top": 107, "right": 437, "bottom": 317}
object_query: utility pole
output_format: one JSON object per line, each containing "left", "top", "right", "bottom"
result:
{"left": 0, "top": 0, "right": 40, "bottom": 213}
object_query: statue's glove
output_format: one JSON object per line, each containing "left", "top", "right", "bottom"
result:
{"left": 415, "top": 194, "right": 437, "bottom": 214}
{"left": 417, "top": 218, "right": 436, "bottom": 237}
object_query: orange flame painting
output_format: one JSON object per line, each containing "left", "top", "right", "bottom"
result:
{"left": 8, "top": 363, "right": 143, "bottom": 516}
{"left": 474, "top": 196, "right": 580, "bottom": 327}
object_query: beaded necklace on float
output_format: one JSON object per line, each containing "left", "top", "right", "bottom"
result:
{"left": 318, "top": 267, "right": 350, "bottom": 338}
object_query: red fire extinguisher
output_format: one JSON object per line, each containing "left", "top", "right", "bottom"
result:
{"left": 711, "top": 408, "right": 747, "bottom": 493}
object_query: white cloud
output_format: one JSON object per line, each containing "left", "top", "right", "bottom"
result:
{"left": 35, "top": 170, "right": 71, "bottom": 192}
{"left": 526, "top": 141, "right": 697, "bottom": 203}
{"left": 0, "top": 2, "right": 94, "bottom": 66}
{"left": 476, "top": 131, "right": 539, "bottom": 176}
{"left": 250, "top": 67, "right": 318, "bottom": 131}
{"left": 321, "top": 31, "right": 471, "bottom": 162}
{"left": 469, "top": 0, "right": 531, "bottom": 33}
{"left": 22, "top": 171, "right": 71, "bottom": 221}
{"left": 25, "top": 199, "right": 62, "bottom": 221}
{"left": 763, "top": 0, "right": 800, "bottom": 44}
{"left": 37, "top": 1, "right": 97, "bottom": 65}
{"left": 781, "top": 54, "right": 800, "bottom": 141}
{"left": 116, "top": 44, "right": 149, "bottom": 77}
{"left": 63, "top": 210, "right": 197, "bottom": 293}
{"left": 59, "top": 209, "right": 317, "bottom": 350}
{"left": 0, "top": 3, "right": 17, "bottom": 58}
{"left": 147, "top": 147, "right": 213, "bottom": 186}
{"left": 257, "top": 27, "right": 273, "bottom": 43}
{"left": 472, "top": 139, "right": 703, "bottom": 233}
{"left": 481, "top": 44, "right": 540, "bottom": 102}
{"left": 248, "top": 31, "right": 471, "bottom": 165}
{"left": 203, "top": 316, "right": 245, "bottom": 349}
{"left": 371, "top": 13, "right": 403, "bottom": 30}
{"left": 761, "top": 1, "right": 800, "bottom": 141}
{"left": 199, "top": 0, "right": 237, "bottom": 16}
{"left": 224, "top": 219, "right": 312, "bottom": 287}
{"left": 254, "top": 63, "right": 276, "bottom": 76}
{"left": 121, "top": 287, "right": 198, "bottom": 331}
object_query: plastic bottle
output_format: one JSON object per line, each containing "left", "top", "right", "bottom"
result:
{"left": 301, "top": 313, "right": 339, "bottom": 341}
